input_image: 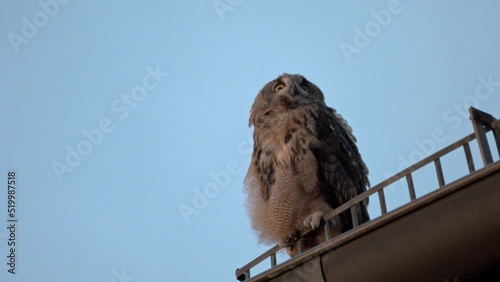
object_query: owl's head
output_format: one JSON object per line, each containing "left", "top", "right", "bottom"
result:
{"left": 249, "top": 73, "right": 325, "bottom": 126}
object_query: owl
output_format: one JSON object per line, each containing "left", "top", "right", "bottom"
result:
{"left": 244, "top": 73, "right": 370, "bottom": 256}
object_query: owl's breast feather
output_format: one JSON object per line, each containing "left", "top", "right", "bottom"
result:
{"left": 256, "top": 110, "right": 315, "bottom": 166}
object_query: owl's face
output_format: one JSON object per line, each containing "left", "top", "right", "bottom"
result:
{"left": 249, "top": 73, "right": 325, "bottom": 125}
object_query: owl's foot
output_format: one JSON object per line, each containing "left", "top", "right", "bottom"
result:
{"left": 279, "top": 231, "right": 301, "bottom": 248}
{"left": 303, "top": 211, "right": 335, "bottom": 230}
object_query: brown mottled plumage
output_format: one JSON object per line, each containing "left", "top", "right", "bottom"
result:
{"left": 244, "top": 74, "right": 370, "bottom": 256}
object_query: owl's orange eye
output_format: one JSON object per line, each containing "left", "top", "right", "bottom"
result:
{"left": 300, "top": 83, "right": 310, "bottom": 92}
{"left": 273, "top": 83, "right": 285, "bottom": 93}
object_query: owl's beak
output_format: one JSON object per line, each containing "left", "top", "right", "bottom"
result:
{"left": 289, "top": 83, "right": 298, "bottom": 96}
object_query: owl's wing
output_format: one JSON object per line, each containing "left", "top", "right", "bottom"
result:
{"left": 311, "top": 105, "right": 370, "bottom": 225}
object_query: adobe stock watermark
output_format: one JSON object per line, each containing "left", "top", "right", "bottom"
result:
{"left": 51, "top": 65, "right": 169, "bottom": 183}
{"left": 109, "top": 268, "right": 135, "bottom": 282}
{"left": 178, "top": 133, "right": 252, "bottom": 224}
{"left": 213, "top": 0, "right": 243, "bottom": 21}
{"left": 383, "top": 74, "right": 500, "bottom": 185}
{"left": 339, "top": 0, "right": 404, "bottom": 63}
{"left": 7, "top": 0, "right": 71, "bottom": 54}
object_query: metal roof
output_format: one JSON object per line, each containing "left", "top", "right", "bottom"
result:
{"left": 235, "top": 107, "right": 500, "bottom": 282}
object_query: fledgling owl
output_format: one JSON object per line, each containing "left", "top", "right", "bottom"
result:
{"left": 244, "top": 73, "right": 370, "bottom": 256}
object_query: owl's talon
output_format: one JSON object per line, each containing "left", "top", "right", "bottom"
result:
{"left": 280, "top": 231, "right": 300, "bottom": 248}
{"left": 303, "top": 211, "right": 325, "bottom": 230}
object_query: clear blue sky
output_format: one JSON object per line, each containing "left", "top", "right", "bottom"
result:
{"left": 0, "top": 1, "right": 499, "bottom": 281}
